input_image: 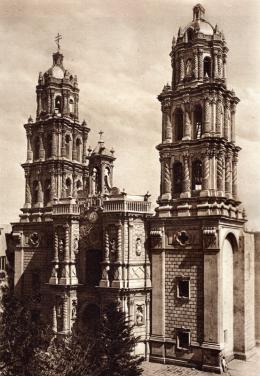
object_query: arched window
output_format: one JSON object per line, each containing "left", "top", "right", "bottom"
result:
{"left": 66, "top": 178, "right": 72, "bottom": 197}
{"left": 55, "top": 96, "right": 62, "bottom": 113}
{"left": 194, "top": 104, "right": 203, "bottom": 139}
{"left": 192, "top": 160, "right": 202, "bottom": 190}
{"left": 69, "top": 98, "right": 74, "bottom": 114}
{"left": 75, "top": 138, "right": 81, "bottom": 162}
{"left": 45, "top": 134, "right": 52, "bottom": 158}
{"left": 174, "top": 108, "right": 184, "bottom": 141}
{"left": 32, "top": 181, "right": 38, "bottom": 205}
{"left": 203, "top": 57, "right": 211, "bottom": 78}
{"left": 187, "top": 28, "right": 193, "bottom": 42}
{"left": 34, "top": 137, "right": 40, "bottom": 160}
{"left": 44, "top": 179, "right": 51, "bottom": 206}
{"left": 65, "top": 134, "right": 71, "bottom": 159}
{"left": 173, "top": 162, "right": 183, "bottom": 194}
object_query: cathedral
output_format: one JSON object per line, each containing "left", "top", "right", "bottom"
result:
{"left": 10, "top": 4, "right": 260, "bottom": 373}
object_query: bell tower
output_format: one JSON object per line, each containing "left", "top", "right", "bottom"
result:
{"left": 21, "top": 38, "right": 90, "bottom": 222}
{"left": 149, "top": 4, "right": 255, "bottom": 372}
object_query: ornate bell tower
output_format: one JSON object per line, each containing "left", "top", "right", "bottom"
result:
{"left": 149, "top": 4, "right": 255, "bottom": 372}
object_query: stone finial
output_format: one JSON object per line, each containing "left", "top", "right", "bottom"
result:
{"left": 28, "top": 115, "right": 33, "bottom": 123}
{"left": 82, "top": 119, "right": 87, "bottom": 127}
{"left": 88, "top": 146, "right": 92, "bottom": 155}
{"left": 110, "top": 147, "right": 115, "bottom": 155}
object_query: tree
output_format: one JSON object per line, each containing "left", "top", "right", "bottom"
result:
{"left": 0, "top": 287, "right": 51, "bottom": 376}
{"left": 93, "top": 302, "right": 143, "bottom": 376}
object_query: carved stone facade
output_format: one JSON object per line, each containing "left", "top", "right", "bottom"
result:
{"left": 10, "top": 3, "right": 258, "bottom": 372}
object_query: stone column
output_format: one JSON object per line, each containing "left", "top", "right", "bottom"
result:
{"left": 198, "top": 49, "right": 203, "bottom": 79}
{"left": 117, "top": 223, "right": 122, "bottom": 263}
{"left": 24, "top": 172, "right": 31, "bottom": 208}
{"left": 52, "top": 304, "right": 57, "bottom": 332}
{"left": 181, "top": 153, "right": 191, "bottom": 197}
{"left": 61, "top": 130, "right": 66, "bottom": 158}
{"left": 50, "top": 91, "right": 54, "bottom": 114}
{"left": 180, "top": 58, "right": 184, "bottom": 81}
{"left": 49, "top": 230, "right": 59, "bottom": 284}
{"left": 72, "top": 133, "right": 77, "bottom": 161}
{"left": 223, "top": 55, "right": 227, "bottom": 79}
{"left": 51, "top": 130, "right": 57, "bottom": 158}
{"left": 163, "top": 102, "right": 172, "bottom": 143}
{"left": 63, "top": 93, "right": 69, "bottom": 116}
{"left": 75, "top": 94, "right": 79, "bottom": 119}
{"left": 210, "top": 98, "right": 216, "bottom": 134}
{"left": 112, "top": 222, "right": 123, "bottom": 287}
{"left": 224, "top": 100, "right": 230, "bottom": 140}
{"left": 64, "top": 225, "right": 70, "bottom": 263}
{"left": 218, "top": 53, "right": 222, "bottom": 78}
{"left": 203, "top": 98, "right": 211, "bottom": 137}
{"left": 37, "top": 179, "right": 43, "bottom": 206}
{"left": 231, "top": 103, "right": 236, "bottom": 143}
{"left": 39, "top": 132, "right": 45, "bottom": 160}
{"left": 202, "top": 151, "right": 210, "bottom": 192}
{"left": 26, "top": 130, "right": 33, "bottom": 162}
{"left": 72, "top": 173, "right": 77, "bottom": 198}
{"left": 214, "top": 51, "right": 218, "bottom": 79}
{"left": 50, "top": 170, "right": 56, "bottom": 201}
{"left": 100, "top": 229, "right": 110, "bottom": 287}
{"left": 225, "top": 151, "right": 232, "bottom": 197}
{"left": 47, "top": 91, "right": 51, "bottom": 114}
{"left": 161, "top": 158, "right": 171, "bottom": 200}
{"left": 82, "top": 133, "right": 88, "bottom": 163}
{"left": 183, "top": 108, "right": 191, "bottom": 140}
{"left": 36, "top": 92, "right": 42, "bottom": 118}
{"left": 215, "top": 99, "right": 222, "bottom": 136}
{"left": 216, "top": 149, "right": 225, "bottom": 195}
{"left": 232, "top": 152, "right": 238, "bottom": 200}
{"left": 62, "top": 296, "right": 68, "bottom": 332}
{"left": 194, "top": 52, "right": 199, "bottom": 79}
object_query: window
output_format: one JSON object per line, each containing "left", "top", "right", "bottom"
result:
{"left": 69, "top": 98, "right": 74, "bottom": 114}
{"left": 203, "top": 57, "right": 211, "bottom": 78}
{"left": 177, "top": 277, "right": 190, "bottom": 299}
{"left": 192, "top": 160, "right": 202, "bottom": 190}
{"left": 174, "top": 109, "right": 184, "bottom": 141}
{"left": 194, "top": 105, "right": 203, "bottom": 139}
{"left": 173, "top": 162, "right": 183, "bottom": 194}
{"left": 176, "top": 329, "right": 190, "bottom": 350}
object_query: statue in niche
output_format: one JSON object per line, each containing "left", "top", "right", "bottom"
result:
{"left": 109, "top": 238, "right": 116, "bottom": 261}
{"left": 71, "top": 299, "right": 77, "bottom": 320}
{"left": 91, "top": 168, "right": 98, "bottom": 195}
{"left": 58, "top": 239, "right": 64, "bottom": 261}
{"left": 135, "top": 237, "right": 142, "bottom": 256}
{"left": 186, "top": 59, "right": 192, "bottom": 76}
{"left": 73, "top": 237, "right": 79, "bottom": 255}
{"left": 136, "top": 305, "right": 144, "bottom": 326}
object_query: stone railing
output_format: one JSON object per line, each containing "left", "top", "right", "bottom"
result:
{"left": 103, "top": 200, "right": 151, "bottom": 214}
{"left": 53, "top": 203, "right": 80, "bottom": 216}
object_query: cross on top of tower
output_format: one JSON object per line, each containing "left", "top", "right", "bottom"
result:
{"left": 55, "top": 33, "right": 62, "bottom": 51}
{"left": 98, "top": 130, "right": 104, "bottom": 142}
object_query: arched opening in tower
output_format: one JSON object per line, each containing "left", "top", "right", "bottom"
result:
{"left": 187, "top": 28, "right": 193, "bottom": 42}
{"left": 45, "top": 133, "right": 52, "bottom": 158}
{"left": 69, "top": 98, "right": 74, "bottom": 115}
{"left": 75, "top": 137, "right": 81, "bottom": 162}
{"left": 194, "top": 105, "right": 203, "bottom": 139}
{"left": 34, "top": 137, "right": 40, "bottom": 160}
{"left": 65, "top": 134, "right": 71, "bottom": 159}
{"left": 173, "top": 161, "right": 183, "bottom": 194}
{"left": 55, "top": 95, "right": 62, "bottom": 113}
{"left": 174, "top": 108, "right": 184, "bottom": 141}
{"left": 203, "top": 57, "right": 212, "bottom": 78}
{"left": 192, "top": 160, "right": 202, "bottom": 191}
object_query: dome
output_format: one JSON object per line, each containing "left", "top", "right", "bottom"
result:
{"left": 184, "top": 19, "right": 214, "bottom": 36}
{"left": 52, "top": 65, "right": 64, "bottom": 79}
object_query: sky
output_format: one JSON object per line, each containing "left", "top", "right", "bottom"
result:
{"left": 0, "top": 0, "right": 260, "bottom": 230}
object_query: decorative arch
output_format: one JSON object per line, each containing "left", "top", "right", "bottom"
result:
{"left": 193, "top": 104, "right": 203, "bottom": 139}
{"left": 172, "top": 161, "right": 183, "bottom": 194}
{"left": 174, "top": 108, "right": 184, "bottom": 141}
{"left": 203, "top": 56, "right": 212, "bottom": 78}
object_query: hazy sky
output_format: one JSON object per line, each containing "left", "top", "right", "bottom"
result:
{"left": 0, "top": 0, "right": 260, "bottom": 230}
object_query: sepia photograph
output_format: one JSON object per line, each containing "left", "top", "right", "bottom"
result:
{"left": 0, "top": 1, "right": 260, "bottom": 375}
